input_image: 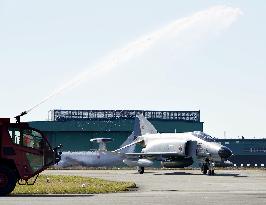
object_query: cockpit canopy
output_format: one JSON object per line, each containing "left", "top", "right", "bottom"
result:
{"left": 192, "top": 131, "right": 216, "bottom": 142}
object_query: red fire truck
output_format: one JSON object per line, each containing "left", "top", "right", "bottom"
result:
{"left": 0, "top": 114, "right": 61, "bottom": 196}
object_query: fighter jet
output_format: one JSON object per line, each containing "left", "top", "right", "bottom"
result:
{"left": 56, "top": 122, "right": 138, "bottom": 168}
{"left": 115, "top": 114, "right": 233, "bottom": 175}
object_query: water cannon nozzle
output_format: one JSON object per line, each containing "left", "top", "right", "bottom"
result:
{"left": 15, "top": 111, "right": 28, "bottom": 123}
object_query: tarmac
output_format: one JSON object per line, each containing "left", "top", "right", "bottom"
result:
{"left": 2, "top": 169, "right": 266, "bottom": 205}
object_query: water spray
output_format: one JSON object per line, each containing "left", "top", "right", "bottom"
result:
{"left": 17, "top": 6, "right": 242, "bottom": 119}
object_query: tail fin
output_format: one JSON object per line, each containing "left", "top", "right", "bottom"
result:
{"left": 119, "top": 132, "right": 136, "bottom": 153}
{"left": 118, "top": 114, "right": 146, "bottom": 153}
{"left": 136, "top": 114, "right": 157, "bottom": 135}
{"left": 117, "top": 114, "right": 157, "bottom": 153}
{"left": 118, "top": 115, "right": 140, "bottom": 153}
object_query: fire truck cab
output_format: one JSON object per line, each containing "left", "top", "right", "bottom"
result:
{"left": 0, "top": 118, "right": 61, "bottom": 196}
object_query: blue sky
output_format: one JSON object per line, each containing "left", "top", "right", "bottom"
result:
{"left": 1, "top": 1, "right": 266, "bottom": 138}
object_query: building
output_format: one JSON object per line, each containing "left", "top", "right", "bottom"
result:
{"left": 219, "top": 138, "right": 266, "bottom": 167}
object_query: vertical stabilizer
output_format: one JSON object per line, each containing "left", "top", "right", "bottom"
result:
{"left": 137, "top": 114, "right": 157, "bottom": 135}
{"left": 117, "top": 114, "right": 157, "bottom": 153}
{"left": 118, "top": 116, "right": 140, "bottom": 153}
{"left": 119, "top": 132, "right": 136, "bottom": 153}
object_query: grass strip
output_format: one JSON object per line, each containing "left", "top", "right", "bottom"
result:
{"left": 12, "top": 174, "right": 136, "bottom": 195}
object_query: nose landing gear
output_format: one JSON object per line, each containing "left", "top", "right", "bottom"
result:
{"left": 201, "top": 158, "right": 215, "bottom": 176}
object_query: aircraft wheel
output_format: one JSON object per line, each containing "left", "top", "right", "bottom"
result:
{"left": 211, "top": 170, "right": 215, "bottom": 175}
{"left": 137, "top": 166, "right": 144, "bottom": 174}
{"left": 0, "top": 165, "right": 17, "bottom": 196}
{"left": 208, "top": 170, "right": 212, "bottom": 176}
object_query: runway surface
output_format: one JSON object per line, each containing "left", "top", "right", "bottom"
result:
{"left": 2, "top": 169, "right": 266, "bottom": 205}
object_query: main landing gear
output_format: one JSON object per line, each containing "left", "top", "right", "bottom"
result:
{"left": 201, "top": 158, "right": 215, "bottom": 176}
{"left": 137, "top": 166, "right": 144, "bottom": 174}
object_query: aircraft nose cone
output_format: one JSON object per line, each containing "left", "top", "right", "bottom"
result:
{"left": 218, "top": 146, "right": 232, "bottom": 159}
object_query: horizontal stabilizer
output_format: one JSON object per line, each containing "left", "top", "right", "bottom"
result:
{"left": 90, "top": 138, "right": 113, "bottom": 143}
{"left": 113, "top": 139, "right": 142, "bottom": 153}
